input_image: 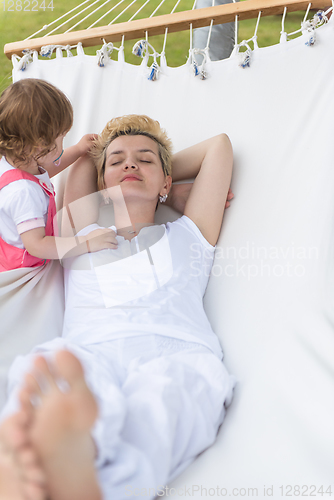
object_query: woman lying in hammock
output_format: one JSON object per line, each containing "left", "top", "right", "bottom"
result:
{"left": 0, "top": 115, "right": 234, "bottom": 500}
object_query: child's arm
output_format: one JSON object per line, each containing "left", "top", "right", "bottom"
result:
{"left": 20, "top": 226, "right": 117, "bottom": 260}
{"left": 170, "top": 135, "right": 233, "bottom": 246}
{"left": 45, "top": 134, "right": 97, "bottom": 178}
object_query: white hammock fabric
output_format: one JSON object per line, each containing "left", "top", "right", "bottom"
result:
{"left": 6, "top": 14, "right": 334, "bottom": 496}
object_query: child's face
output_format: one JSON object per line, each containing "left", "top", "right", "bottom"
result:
{"left": 37, "top": 134, "right": 65, "bottom": 169}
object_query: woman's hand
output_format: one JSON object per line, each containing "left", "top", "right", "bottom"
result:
{"left": 167, "top": 183, "right": 193, "bottom": 214}
{"left": 85, "top": 228, "right": 118, "bottom": 253}
{"left": 168, "top": 184, "right": 234, "bottom": 214}
{"left": 225, "top": 188, "right": 234, "bottom": 208}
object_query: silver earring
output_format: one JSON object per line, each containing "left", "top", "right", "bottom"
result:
{"left": 159, "top": 193, "right": 168, "bottom": 203}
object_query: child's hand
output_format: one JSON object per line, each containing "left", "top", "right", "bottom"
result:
{"left": 47, "top": 134, "right": 99, "bottom": 177}
{"left": 85, "top": 228, "right": 117, "bottom": 253}
{"left": 76, "top": 134, "right": 99, "bottom": 156}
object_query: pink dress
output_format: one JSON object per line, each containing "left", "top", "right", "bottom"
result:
{"left": 0, "top": 169, "right": 56, "bottom": 271}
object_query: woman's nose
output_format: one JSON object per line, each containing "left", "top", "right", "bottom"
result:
{"left": 124, "top": 162, "right": 138, "bottom": 170}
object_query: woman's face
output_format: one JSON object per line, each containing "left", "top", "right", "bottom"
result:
{"left": 103, "top": 134, "right": 171, "bottom": 203}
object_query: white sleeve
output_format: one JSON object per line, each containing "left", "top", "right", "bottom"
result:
{"left": 76, "top": 224, "right": 116, "bottom": 237}
{"left": 180, "top": 215, "right": 216, "bottom": 252}
{"left": 76, "top": 223, "right": 102, "bottom": 237}
{"left": 17, "top": 218, "right": 45, "bottom": 234}
{"left": 3, "top": 180, "right": 48, "bottom": 226}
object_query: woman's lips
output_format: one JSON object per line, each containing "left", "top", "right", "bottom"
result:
{"left": 121, "top": 175, "right": 142, "bottom": 181}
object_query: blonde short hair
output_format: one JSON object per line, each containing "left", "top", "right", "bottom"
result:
{"left": 91, "top": 115, "right": 173, "bottom": 191}
{"left": 0, "top": 79, "right": 73, "bottom": 164}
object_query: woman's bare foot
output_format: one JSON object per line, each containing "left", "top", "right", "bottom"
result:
{"left": 21, "top": 350, "right": 101, "bottom": 500}
{"left": 0, "top": 411, "right": 46, "bottom": 500}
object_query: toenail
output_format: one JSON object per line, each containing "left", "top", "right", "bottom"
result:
{"left": 30, "top": 394, "right": 42, "bottom": 407}
{"left": 56, "top": 379, "right": 70, "bottom": 393}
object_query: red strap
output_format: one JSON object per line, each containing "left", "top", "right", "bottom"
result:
{"left": 0, "top": 169, "right": 54, "bottom": 196}
{"left": 0, "top": 169, "right": 39, "bottom": 189}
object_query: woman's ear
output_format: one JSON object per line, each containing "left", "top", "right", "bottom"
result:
{"left": 161, "top": 175, "right": 172, "bottom": 196}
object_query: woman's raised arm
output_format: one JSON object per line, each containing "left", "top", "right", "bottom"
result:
{"left": 62, "top": 154, "right": 99, "bottom": 236}
{"left": 172, "top": 134, "right": 233, "bottom": 246}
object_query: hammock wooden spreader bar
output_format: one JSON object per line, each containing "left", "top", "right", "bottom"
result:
{"left": 4, "top": 0, "right": 330, "bottom": 59}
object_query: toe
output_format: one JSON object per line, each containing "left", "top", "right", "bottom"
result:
{"left": 54, "top": 351, "right": 85, "bottom": 388}
{"left": 24, "top": 482, "right": 47, "bottom": 500}
{"left": 23, "top": 373, "right": 43, "bottom": 405}
{"left": 17, "top": 447, "right": 35, "bottom": 467}
{"left": 0, "top": 413, "right": 28, "bottom": 450}
{"left": 33, "top": 357, "right": 58, "bottom": 392}
{"left": 19, "top": 386, "right": 34, "bottom": 416}
{"left": 21, "top": 464, "right": 46, "bottom": 485}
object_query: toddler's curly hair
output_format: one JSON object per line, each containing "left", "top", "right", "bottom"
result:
{"left": 0, "top": 79, "right": 73, "bottom": 164}
{"left": 91, "top": 115, "right": 173, "bottom": 191}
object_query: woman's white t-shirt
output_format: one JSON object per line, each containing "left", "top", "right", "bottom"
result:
{"left": 62, "top": 216, "right": 223, "bottom": 358}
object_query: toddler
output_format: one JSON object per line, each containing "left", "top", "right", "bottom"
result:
{"left": 0, "top": 78, "right": 116, "bottom": 271}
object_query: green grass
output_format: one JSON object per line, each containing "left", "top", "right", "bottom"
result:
{"left": 0, "top": 0, "right": 311, "bottom": 94}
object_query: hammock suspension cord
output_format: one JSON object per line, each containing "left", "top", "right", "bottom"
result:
{"left": 230, "top": 9, "right": 260, "bottom": 68}
{"left": 26, "top": 0, "right": 196, "bottom": 40}
{"left": 26, "top": 0, "right": 92, "bottom": 40}
{"left": 131, "top": 30, "right": 166, "bottom": 80}
{"left": 12, "top": 2, "right": 334, "bottom": 74}
{"left": 96, "top": 35, "right": 125, "bottom": 65}
{"left": 230, "top": 4, "right": 332, "bottom": 69}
